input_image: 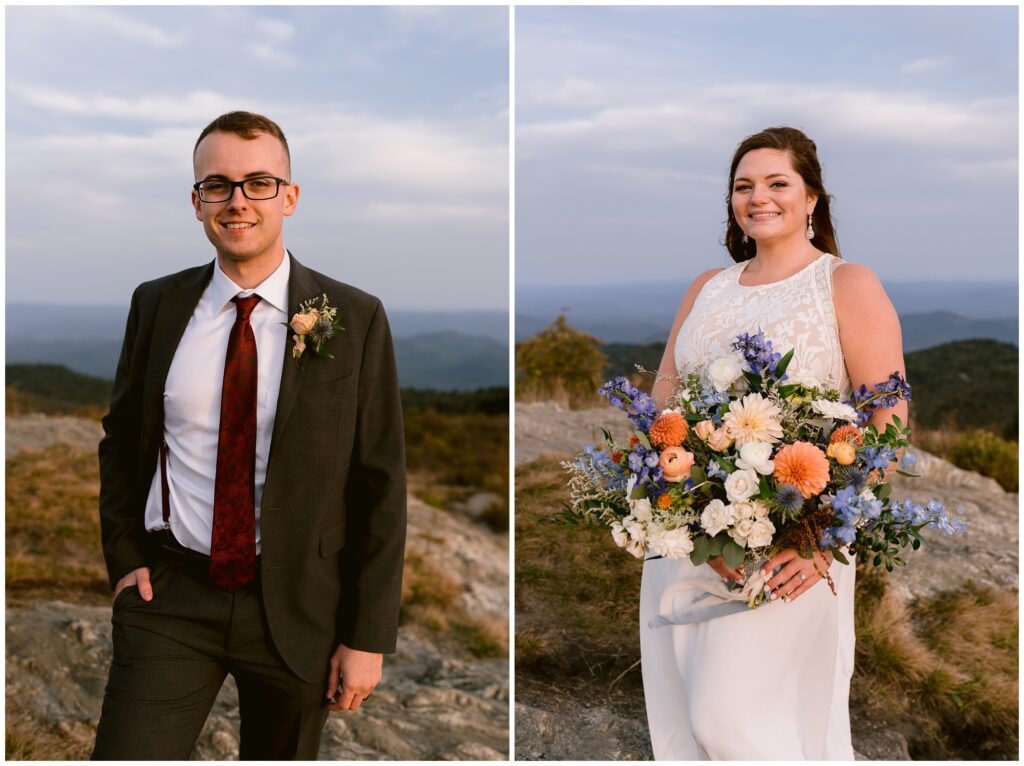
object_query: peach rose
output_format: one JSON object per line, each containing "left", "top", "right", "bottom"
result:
{"left": 292, "top": 336, "right": 306, "bottom": 358}
{"left": 826, "top": 441, "right": 856, "bottom": 466}
{"left": 659, "top": 447, "right": 695, "bottom": 483}
{"left": 706, "top": 426, "right": 735, "bottom": 452}
{"left": 694, "top": 419, "right": 716, "bottom": 442}
{"left": 289, "top": 309, "right": 319, "bottom": 335}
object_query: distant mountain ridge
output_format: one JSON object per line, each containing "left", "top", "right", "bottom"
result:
{"left": 6, "top": 304, "right": 508, "bottom": 391}
{"left": 517, "top": 279, "right": 1018, "bottom": 348}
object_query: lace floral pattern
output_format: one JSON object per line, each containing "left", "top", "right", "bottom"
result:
{"left": 675, "top": 253, "right": 851, "bottom": 397}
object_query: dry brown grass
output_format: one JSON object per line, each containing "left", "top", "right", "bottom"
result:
{"left": 852, "top": 567, "right": 1016, "bottom": 759}
{"left": 514, "top": 458, "right": 643, "bottom": 687}
{"left": 5, "top": 705, "right": 94, "bottom": 760}
{"left": 401, "top": 548, "right": 508, "bottom": 659}
{"left": 6, "top": 444, "right": 108, "bottom": 604}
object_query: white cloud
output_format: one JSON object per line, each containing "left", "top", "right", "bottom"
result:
{"left": 901, "top": 57, "right": 951, "bottom": 75}
{"left": 8, "top": 84, "right": 259, "bottom": 126}
{"left": 52, "top": 7, "right": 183, "bottom": 48}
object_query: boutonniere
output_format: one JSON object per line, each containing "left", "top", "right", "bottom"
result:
{"left": 283, "top": 293, "right": 344, "bottom": 361}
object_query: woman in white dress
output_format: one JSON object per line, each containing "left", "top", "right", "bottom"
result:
{"left": 640, "top": 127, "right": 908, "bottom": 760}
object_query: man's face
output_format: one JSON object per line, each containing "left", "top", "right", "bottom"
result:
{"left": 192, "top": 130, "right": 299, "bottom": 266}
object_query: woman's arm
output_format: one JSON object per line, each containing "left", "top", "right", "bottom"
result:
{"left": 832, "top": 262, "right": 909, "bottom": 433}
{"left": 652, "top": 267, "right": 724, "bottom": 408}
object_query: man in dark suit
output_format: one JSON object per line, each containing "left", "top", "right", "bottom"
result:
{"left": 92, "top": 111, "right": 406, "bottom": 759}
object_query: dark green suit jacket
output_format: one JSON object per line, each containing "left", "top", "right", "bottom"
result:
{"left": 98, "top": 252, "right": 407, "bottom": 683}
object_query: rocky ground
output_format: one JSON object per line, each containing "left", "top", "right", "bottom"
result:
{"left": 514, "top": 401, "right": 1019, "bottom": 761}
{"left": 5, "top": 414, "right": 509, "bottom": 760}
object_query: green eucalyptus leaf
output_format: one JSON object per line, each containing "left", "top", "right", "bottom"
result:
{"left": 690, "top": 535, "right": 711, "bottom": 566}
{"left": 832, "top": 549, "right": 850, "bottom": 565}
{"left": 722, "top": 540, "right": 745, "bottom": 569}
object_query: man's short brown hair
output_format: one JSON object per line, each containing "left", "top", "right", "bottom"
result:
{"left": 193, "top": 111, "right": 291, "bottom": 174}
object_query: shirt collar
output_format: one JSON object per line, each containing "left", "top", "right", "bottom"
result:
{"left": 211, "top": 248, "right": 291, "bottom": 315}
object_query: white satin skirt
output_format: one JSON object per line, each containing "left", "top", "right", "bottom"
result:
{"left": 639, "top": 555, "right": 856, "bottom": 760}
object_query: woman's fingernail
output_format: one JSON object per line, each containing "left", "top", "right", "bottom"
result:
{"left": 769, "top": 592, "right": 778, "bottom": 601}
{"left": 736, "top": 578, "right": 745, "bottom": 586}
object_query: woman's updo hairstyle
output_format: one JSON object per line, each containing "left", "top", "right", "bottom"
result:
{"left": 724, "top": 126, "right": 839, "bottom": 263}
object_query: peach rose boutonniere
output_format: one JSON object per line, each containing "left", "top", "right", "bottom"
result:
{"left": 283, "top": 293, "right": 345, "bottom": 362}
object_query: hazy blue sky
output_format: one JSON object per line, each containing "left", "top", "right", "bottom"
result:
{"left": 7, "top": 6, "right": 508, "bottom": 310}
{"left": 517, "top": 6, "right": 1018, "bottom": 286}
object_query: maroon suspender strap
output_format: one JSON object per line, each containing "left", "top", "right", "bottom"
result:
{"left": 160, "top": 438, "right": 170, "bottom": 524}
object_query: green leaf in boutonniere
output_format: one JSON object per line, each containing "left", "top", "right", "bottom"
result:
{"left": 281, "top": 293, "right": 345, "bottom": 362}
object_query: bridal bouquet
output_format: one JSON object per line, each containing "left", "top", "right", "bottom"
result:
{"left": 562, "top": 330, "right": 966, "bottom": 613}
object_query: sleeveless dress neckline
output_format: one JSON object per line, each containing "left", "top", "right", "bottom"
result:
{"left": 736, "top": 251, "right": 833, "bottom": 289}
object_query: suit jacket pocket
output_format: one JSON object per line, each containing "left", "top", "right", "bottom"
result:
{"left": 319, "top": 522, "right": 346, "bottom": 557}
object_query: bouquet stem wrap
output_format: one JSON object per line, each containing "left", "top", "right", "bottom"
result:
{"left": 647, "top": 566, "right": 773, "bottom": 627}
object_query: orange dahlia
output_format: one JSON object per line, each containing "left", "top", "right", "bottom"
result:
{"left": 649, "top": 412, "right": 689, "bottom": 448}
{"left": 829, "top": 424, "right": 864, "bottom": 447}
{"left": 773, "top": 441, "right": 831, "bottom": 498}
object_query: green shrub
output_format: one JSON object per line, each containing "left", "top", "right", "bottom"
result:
{"left": 949, "top": 429, "right": 1018, "bottom": 492}
{"left": 516, "top": 315, "right": 609, "bottom": 408}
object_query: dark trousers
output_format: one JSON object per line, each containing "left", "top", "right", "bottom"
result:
{"left": 91, "top": 538, "right": 329, "bottom": 760}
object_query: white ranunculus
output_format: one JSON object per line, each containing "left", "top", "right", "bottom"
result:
{"left": 700, "top": 499, "right": 731, "bottom": 536}
{"left": 649, "top": 526, "right": 694, "bottom": 559}
{"left": 786, "top": 370, "right": 820, "bottom": 390}
{"left": 625, "top": 519, "right": 646, "bottom": 545}
{"left": 729, "top": 518, "right": 756, "bottom": 547}
{"left": 610, "top": 521, "right": 628, "bottom": 548}
{"left": 626, "top": 539, "right": 646, "bottom": 558}
{"left": 735, "top": 442, "right": 775, "bottom": 475}
{"left": 630, "top": 497, "right": 653, "bottom": 523}
{"left": 724, "top": 468, "right": 760, "bottom": 503}
{"left": 746, "top": 518, "right": 776, "bottom": 548}
{"left": 751, "top": 500, "right": 770, "bottom": 520}
{"left": 729, "top": 500, "right": 756, "bottom": 521}
{"left": 708, "top": 355, "right": 744, "bottom": 392}
{"left": 811, "top": 399, "right": 860, "bottom": 423}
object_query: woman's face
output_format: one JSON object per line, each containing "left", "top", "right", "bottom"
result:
{"left": 731, "top": 148, "right": 817, "bottom": 248}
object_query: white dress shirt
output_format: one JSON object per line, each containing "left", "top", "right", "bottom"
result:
{"left": 144, "top": 252, "right": 291, "bottom": 555}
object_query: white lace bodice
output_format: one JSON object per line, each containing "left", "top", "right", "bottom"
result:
{"left": 674, "top": 252, "right": 851, "bottom": 396}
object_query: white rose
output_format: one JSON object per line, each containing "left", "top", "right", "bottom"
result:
{"left": 649, "top": 526, "right": 694, "bottom": 559}
{"left": 751, "top": 500, "right": 770, "bottom": 520}
{"left": 811, "top": 399, "right": 860, "bottom": 423}
{"left": 700, "top": 499, "right": 731, "bottom": 536}
{"left": 746, "top": 518, "right": 776, "bottom": 548}
{"left": 626, "top": 539, "right": 646, "bottom": 559}
{"left": 630, "top": 497, "right": 653, "bottom": 523}
{"left": 735, "top": 442, "right": 775, "bottom": 475}
{"left": 610, "top": 521, "right": 629, "bottom": 548}
{"left": 724, "top": 468, "right": 760, "bottom": 503}
{"left": 729, "top": 518, "right": 756, "bottom": 547}
{"left": 708, "top": 355, "right": 744, "bottom": 392}
{"left": 730, "top": 500, "right": 756, "bottom": 521}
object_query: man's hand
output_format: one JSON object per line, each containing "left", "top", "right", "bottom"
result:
{"left": 326, "top": 644, "right": 382, "bottom": 712}
{"left": 113, "top": 567, "right": 152, "bottom": 603}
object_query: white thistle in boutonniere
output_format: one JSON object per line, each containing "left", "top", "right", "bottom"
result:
{"left": 283, "top": 293, "right": 344, "bottom": 361}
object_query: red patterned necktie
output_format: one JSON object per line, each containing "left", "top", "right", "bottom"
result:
{"left": 210, "top": 294, "right": 261, "bottom": 591}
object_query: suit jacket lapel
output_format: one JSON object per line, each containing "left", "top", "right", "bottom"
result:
{"left": 267, "top": 252, "right": 321, "bottom": 464}
{"left": 142, "top": 262, "right": 215, "bottom": 450}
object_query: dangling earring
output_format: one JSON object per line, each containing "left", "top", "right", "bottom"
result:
{"left": 742, "top": 233, "right": 749, "bottom": 244}
{"left": 806, "top": 214, "right": 815, "bottom": 240}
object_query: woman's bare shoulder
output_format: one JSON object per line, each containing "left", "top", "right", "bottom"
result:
{"left": 832, "top": 261, "right": 894, "bottom": 311}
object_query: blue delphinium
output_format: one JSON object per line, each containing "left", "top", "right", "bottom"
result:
{"left": 860, "top": 445, "right": 898, "bottom": 471}
{"left": 706, "top": 459, "right": 728, "bottom": 481}
{"left": 579, "top": 444, "right": 628, "bottom": 493}
{"left": 850, "top": 372, "right": 913, "bottom": 423}
{"left": 731, "top": 330, "right": 786, "bottom": 381}
{"left": 598, "top": 377, "right": 660, "bottom": 431}
{"left": 900, "top": 452, "right": 917, "bottom": 470}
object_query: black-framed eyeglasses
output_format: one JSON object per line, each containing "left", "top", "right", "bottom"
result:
{"left": 193, "top": 176, "right": 290, "bottom": 203}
